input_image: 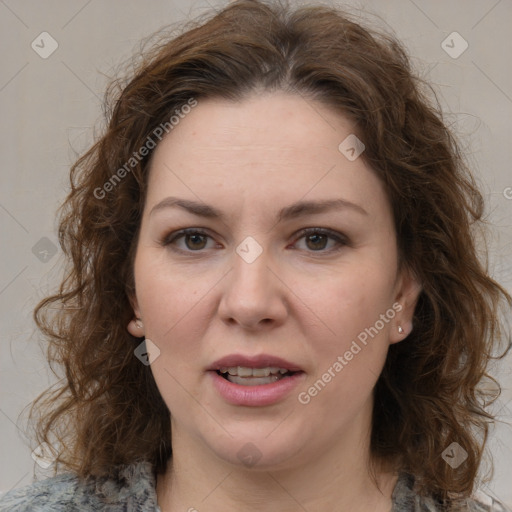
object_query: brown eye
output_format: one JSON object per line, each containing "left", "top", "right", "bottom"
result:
{"left": 293, "top": 228, "right": 348, "bottom": 253}
{"left": 304, "top": 233, "right": 329, "bottom": 251}
{"left": 161, "top": 229, "right": 215, "bottom": 252}
{"left": 183, "top": 233, "right": 208, "bottom": 250}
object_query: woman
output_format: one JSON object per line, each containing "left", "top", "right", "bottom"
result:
{"left": 1, "top": 1, "right": 510, "bottom": 510}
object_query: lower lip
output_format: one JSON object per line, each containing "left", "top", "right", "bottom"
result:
{"left": 209, "top": 371, "right": 306, "bottom": 406}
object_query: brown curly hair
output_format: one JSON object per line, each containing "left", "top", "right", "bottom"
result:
{"left": 28, "top": 0, "right": 511, "bottom": 504}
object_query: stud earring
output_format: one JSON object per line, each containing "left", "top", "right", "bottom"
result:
{"left": 398, "top": 325, "right": 404, "bottom": 334}
{"left": 135, "top": 319, "right": 143, "bottom": 329}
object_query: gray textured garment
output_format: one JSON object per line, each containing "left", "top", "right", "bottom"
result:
{"left": 0, "top": 461, "right": 510, "bottom": 511}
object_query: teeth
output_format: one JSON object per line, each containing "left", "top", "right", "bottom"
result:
{"left": 219, "top": 366, "right": 291, "bottom": 377}
{"left": 228, "top": 374, "right": 282, "bottom": 386}
{"left": 251, "top": 367, "right": 270, "bottom": 377}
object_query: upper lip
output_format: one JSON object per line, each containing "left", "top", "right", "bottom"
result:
{"left": 208, "top": 354, "right": 303, "bottom": 372}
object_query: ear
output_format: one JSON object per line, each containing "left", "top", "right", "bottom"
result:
{"left": 126, "top": 293, "right": 144, "bottom": 337}
{"left": 389, "top": 266, "right": 422, "bottom": 344}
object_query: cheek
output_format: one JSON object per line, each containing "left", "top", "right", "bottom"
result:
{"left": 307, "top": 265, "right": 396, "bottom": 340}
{"left": 132, "top": 262, "right": 212, "bottom": 401}
{"left": 134, "top": 250, "right": 215, "bottom": 337}
{"left": 134, "top": 259, "right": 211, "bottom": 408}
{"left": 297, "top": 273, "right": 395, "bottom": 412}
{"left": 296, "top": 269, "right": 397, "bottom": 402}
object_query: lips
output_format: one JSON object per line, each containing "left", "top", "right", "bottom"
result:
{"left": 207, "top": 354, "right": 307, "bottom": 406}
{"left": 207, "top": 353, "right": 303, "bottom": 373}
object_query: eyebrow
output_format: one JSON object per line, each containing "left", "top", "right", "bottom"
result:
{"left": 149, "top": 196, "right": 368, "bottom": 221}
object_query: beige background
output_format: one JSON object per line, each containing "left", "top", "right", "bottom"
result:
{"left": 1, "top": 0, "right": 511, "bottom": 506}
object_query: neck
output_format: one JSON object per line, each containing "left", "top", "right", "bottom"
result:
{"left": 156, "top": 406, "right": 397, "bottom": 512}
{"left": 157, "top": 453, "right": 396, "bottom": 512}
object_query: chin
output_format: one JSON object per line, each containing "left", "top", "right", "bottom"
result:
{"left": 205, "top": 432, "right": 306, "bottom": 471}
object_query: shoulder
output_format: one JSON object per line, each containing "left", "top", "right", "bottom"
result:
{"left": 0, "top": 461, "right": 158, "bottom": 512}
{"left": 0, "top": 472, "right": 81, "bottom": 512}
{"left": 469, "top": 490, "right": 512, "bottom": 512}
{"left": 393, "top": 473, "right": 512, "bottom": 512}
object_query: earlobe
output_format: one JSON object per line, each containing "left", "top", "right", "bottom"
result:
{"left": 127, "top": 293, "right": 144, "bottom": 337}
{"left": 390, "top": 268, "right": 422, "bottom": 344}
{"left": 127, "top": 317, "right": 145, "bottom": 337}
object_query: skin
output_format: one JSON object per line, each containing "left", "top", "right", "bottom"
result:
{"left": 127, "top": 92, "right": 421, "bottom": 512}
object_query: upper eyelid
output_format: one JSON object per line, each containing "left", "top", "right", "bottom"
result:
{"left": 163, "top": 227, "right": 344, "bottom": 239}
{"left": 162, "top": 227, "right": 348, "bottom": 250}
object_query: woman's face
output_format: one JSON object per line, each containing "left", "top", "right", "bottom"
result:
{"left": 129, "top": 92, "right": 420, "bottom": 470}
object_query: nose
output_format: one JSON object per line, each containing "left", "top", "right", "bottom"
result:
{"left": 217, "top": 245, "right": 288, "bottom": 330}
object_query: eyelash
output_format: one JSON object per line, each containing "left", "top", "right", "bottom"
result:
{"left": 160, "top": 227, "right": 349, "bottom": 255}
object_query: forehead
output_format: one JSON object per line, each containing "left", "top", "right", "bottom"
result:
{"left": 152, "top": 92, "right": 352, "bottom": 160}
{"left": 145, "top": 92, "right": 389, "bottom": 221}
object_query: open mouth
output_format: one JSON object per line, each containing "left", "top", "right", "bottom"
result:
{"left": 216, "top": 367, "right": 299, "bottom": 386}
